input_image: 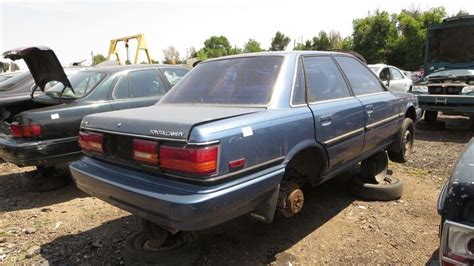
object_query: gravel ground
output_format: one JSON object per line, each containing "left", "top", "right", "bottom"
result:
{"left": 0, "top": 115, "right": 473, "bottom": 265}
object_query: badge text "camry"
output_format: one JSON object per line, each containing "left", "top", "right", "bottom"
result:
{"left": 150, "top": 129, "right": 185, "bottom": 138}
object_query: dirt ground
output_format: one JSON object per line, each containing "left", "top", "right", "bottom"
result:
{"left": 0, "top": 115, "right": 473, "bottom": 265}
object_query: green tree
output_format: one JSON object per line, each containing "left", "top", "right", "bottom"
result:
{"left": 243, "top": 39, "right": 263, "bottom": 53}
{"left": 294, "top": 40, "right": 313, "bottom": 50}
{"left": 312, "top": 31, "right": 331, "bottom": 50}
{"left": 387, "top": 7, "right": 446, "bottom": 70}
{"left": 199, "top": 36, "right": 232, "bottom": 59}
{"left": 92, "top": 54, "right": 107, "bottom": 66}
{"left": 352, "top": 10, "right": 398, "bottom": 64}
{"left": 454, "top": 10, "right": 470, "bottom": 17}
{"left": 269, "top": 31, "right": 291, "bottom": 51}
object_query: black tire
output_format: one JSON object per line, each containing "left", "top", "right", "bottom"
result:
{"left": 424, "top": 110, "right": 438, "bottom": 122}
{"left": 350, "top": 175, "right": 403, "bottom": 201}
{"left": 388, "top": 118, "right": 414, "bottom": 163}
{"left": 123, "top": 231, "right": 200, "bottom": 266}
{"left": 360, "top": 150, "right": 388, "bottom": 182}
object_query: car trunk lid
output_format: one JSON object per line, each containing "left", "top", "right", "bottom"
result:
{"left": 83, "top": 104, "right": 263, "bottom": 141}
{"left": 2, "top": 46, "right": 72, "bottom": 92}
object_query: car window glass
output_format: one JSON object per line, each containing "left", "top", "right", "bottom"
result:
{"left": 303, "top": 56, "right": 351, "bottom": 102}
{"left": 113, "top": 75, "right": 130, "bottom": 99}
{"left": 93, "top": 73, "right": 117, "bottom": 99}
{"left": 161, "top": 56, "right": 283, "bottom": 105}
{"left": 129, "top": 69, "right": 167, "bottom": 98}
{"left": 379, "top": 68, "right": 390, "bottom": 81}
{"left": 161, "top": 68, "right": 189, "bottom": 85}
{"left": 292, "top": 60, "right": 306, "bottom": 105}
{"left": 44, "top": 71, "right": 107, "bottom": 99}
{"left": 390, "top": 68, "right": 403, "bottom": 80}
{"left": 335, "top": 56, "right": 384, "bottom": 95}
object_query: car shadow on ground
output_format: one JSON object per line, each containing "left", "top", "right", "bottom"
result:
{"left": 39, "top": 173, "right": 357, "bottom": 265}
{"left": 0, "top": 169, "right": 87, "bottom": 212}
{"left": 415, "top": 116, "right": 474, "bottom": 144}
{"left": 425, "top": 248, "right": 440, "bottom": 266}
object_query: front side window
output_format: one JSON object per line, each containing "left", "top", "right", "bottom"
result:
{"left": 161, "top": 56, "right": 283, "bottom": 105}
{"left": 161, "top": 67, "right": 189, "bottom": 85}
{"left": 390, "top": 68, "right": 403, "bottom": 80}
{"left": 335, "top": 56, "right": 385, "bottom": 95}
{"left": 129, "top": 69, "right": 166, "bottom": 98}
{"left": 303, "top": 56, "right": 351, "bottom": 102}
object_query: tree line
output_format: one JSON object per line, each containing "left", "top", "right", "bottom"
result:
{"left": 93, "top": 7, "right": 469, "bottom": 71}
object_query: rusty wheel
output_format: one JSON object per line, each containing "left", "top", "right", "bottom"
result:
{"left": 278, "top": 183, "right": 304, "bottom": 217}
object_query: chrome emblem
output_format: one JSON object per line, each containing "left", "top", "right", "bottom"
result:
{"left": 117, "top": 122, "right": 122, "bottom": 128}
{"left": 150, "top": 129, "right": 185, "bottom": 138}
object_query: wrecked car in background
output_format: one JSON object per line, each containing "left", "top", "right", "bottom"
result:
{"left": 368, "top": 64, "right": 413, "bottom": 93}
{"left": 0, "top": 46, "right": 190, "bottom": 191}
{"left": 411, "top": 15, "right": 474, "bottom": 122}
{"left": 71, "top": 51, "right": 419, "bottom": 264}
{"left": 438, "top": 138, "right": 474, "bottom": 265}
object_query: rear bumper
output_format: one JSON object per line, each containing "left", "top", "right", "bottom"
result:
{"left": 0, "top": 135, "right": 81, "bottom": 167}
{"left": 70, "top": 157, "right": 285, "bottom": 231}
{"left": 417, "top": 94, "right": 474, "bottom": 114}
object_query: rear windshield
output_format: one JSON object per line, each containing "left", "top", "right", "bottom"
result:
{"left": 45, "top": 71, "right": 107, "bottom": 99}
{"left": 161, "top": 56, "right": 283, "bottom": 105}
{"left": 0, "top": 72, "right": 32, "bottom": 91}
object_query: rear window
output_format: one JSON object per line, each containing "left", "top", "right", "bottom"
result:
{"left": 0, "top": 72, "right": 32, "bottom": 91}
{"left": 161, "top": 56, "right": 283, "bottom": 105}
{"left": 45, "top": 71, "right": 107, "bottom": 99}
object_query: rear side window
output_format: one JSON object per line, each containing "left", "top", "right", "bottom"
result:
{"left": 113, "top": 75, "right": 129, "bottom": 99}
{"left": 390, "top": 68, "right": 403, "bottom": 80}
{"left": 129, "top": 69, "right": 166, "bottom": 98}
{"left": 292, "top": 59, "right": 306, "bottom": 105}
{"left": 303, "top": 56, "right": 351, "bottom": 102}
{"left": 161, "top": 56, "right": 283, "bottom": 105}
{"left": 335, "top": 56, "right": 385, "bottom": 95}
{"left": 161, "top": 67, "right": 189, "bottom": 85}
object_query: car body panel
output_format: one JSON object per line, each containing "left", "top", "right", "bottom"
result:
{"left": 368, "top": 64, "right": 413, "bottom": 93}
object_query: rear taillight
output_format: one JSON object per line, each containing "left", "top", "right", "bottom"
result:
{"left": 159, "top": 145, "right": 218, "bottom": 175}
{"left": 78, "top": 131, "right": 104, "bottom": 153}
{"left": 10, "top": 122, "right": 42, "bottom": 139}
{"left": 133, "top": 139, "right": 158, "bottom": 164}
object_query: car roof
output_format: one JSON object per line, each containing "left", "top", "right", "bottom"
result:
{"left": 81, "top": 64, "right": 190, "bottom": 74}
{"left": 202, "top": 51, "right": 355, "bottom": 63}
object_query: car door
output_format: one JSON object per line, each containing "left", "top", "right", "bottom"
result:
{"left": 303, "top": 56, "right": 365, "bottom": 171}
{"left": 109, "top": 68, "right": 169, "bottom": 111}
{"left": 389, "top": 67, "right": 408, "bottom": 92}
{"left": 334, "top": 56, "right": 401, "bottom": 154}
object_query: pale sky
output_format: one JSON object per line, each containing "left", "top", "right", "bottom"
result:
{"left": 1, "top": 0, "right": 473, "bottom": 69}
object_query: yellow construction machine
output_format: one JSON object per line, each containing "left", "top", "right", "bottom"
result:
{"left": 107, "top": 34, "right": 152, "bottom": 65}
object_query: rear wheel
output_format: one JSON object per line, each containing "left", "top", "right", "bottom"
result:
{"left": 424, "top": 110, "right": 438, "bottom": 122}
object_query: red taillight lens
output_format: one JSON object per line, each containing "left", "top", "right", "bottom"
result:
{"left": 78, "top": 131, "right": 103, "bottom": 153}
{"left": 10, "top": 123, "right": 42, "bottom": 139}
{"left": 159, "top": 145, "right": 218, "bottom": 175}
{"left": 133, "top": 139, "right": 158, "bottom": 164}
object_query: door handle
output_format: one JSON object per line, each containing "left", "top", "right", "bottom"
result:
{"left": 366, "top": 105, "right": 374, "bottom": 114}
{"left": 319, "top": 115, "right": 332, "bottom": 126}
